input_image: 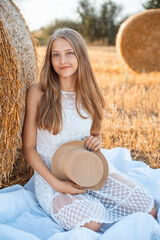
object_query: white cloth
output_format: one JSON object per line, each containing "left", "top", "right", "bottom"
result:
{"left": 34, "top": 91, "right": 154, "bottom": 230}
{"left": 0, "top": 158, "right": 160, "bottom": 240}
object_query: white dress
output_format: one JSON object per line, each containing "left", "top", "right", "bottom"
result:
{"left": 34, "top": 90, "right": 154, "bottom": 230}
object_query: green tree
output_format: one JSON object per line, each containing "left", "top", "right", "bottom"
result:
{"left": 99, "top": 0, "right": 122, "bottom": 44}
{"left": 77, "top": 0, "right": 99, "bottom": 41}
{"left": 143, "top": 0, "right": 160, "bottom": 9}
{"left": 77, "top": 0, "right": 122, "bottom": 44}
{"left": 35, "top": 0, "right": 123, "bottom": 45}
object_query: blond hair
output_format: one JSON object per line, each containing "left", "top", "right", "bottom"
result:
{"left": 37, "top": 28, "right": 105, "bottom": 135}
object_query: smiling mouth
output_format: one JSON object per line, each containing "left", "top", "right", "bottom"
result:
{"left": 60, "top": 66, "right": 71, "bottom": 70}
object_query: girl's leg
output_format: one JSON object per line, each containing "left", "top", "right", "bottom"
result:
{"left": 149, "top": 204, "right": 157, "bottom": 219}
{"left": 52, "top": 193, "right": 104, "bottom": 231}
{"left": 81, "top": 221, "right": 102, "bottom": 232}
{"left": 87, "top": 172, "right": 155, "bottom": 222}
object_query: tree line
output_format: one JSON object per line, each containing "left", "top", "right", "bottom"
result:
{"left": 34, "top": 0, "right": 160, "bottom": 45}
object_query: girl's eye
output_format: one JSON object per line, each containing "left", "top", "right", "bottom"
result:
{"left": 67, "top": 52, "right": 74, "bottom": 55}
{"left": 52, "top": 54, "right": 59, "bottom": 57}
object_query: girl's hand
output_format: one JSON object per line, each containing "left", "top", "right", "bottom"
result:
{"left": 84, "top": 134, "right": 102, "bottom": 152}
{"left": 56, "top": 180, "right": 87, "bottom": 195}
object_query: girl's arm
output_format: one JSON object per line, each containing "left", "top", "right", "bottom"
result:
{"left": 22, "top": 84, "right": 86, "bottom": 195}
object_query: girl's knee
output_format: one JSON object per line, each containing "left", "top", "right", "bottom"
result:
{"left": 81, "top": 221, "right": 102, "bottom": 232}
{"left": 148, "top": 205, "right": 157, "bottom": 219}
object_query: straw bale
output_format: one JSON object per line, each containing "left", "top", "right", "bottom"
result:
{"left": 116, "top": 9, "right": 160, "bottom": 72}
{"left": 0, "top": 0, "right": 38, "bottom": 187}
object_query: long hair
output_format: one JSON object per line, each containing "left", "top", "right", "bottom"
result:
{"left": 37, "top": 28, "right": 105, "bottom": 135}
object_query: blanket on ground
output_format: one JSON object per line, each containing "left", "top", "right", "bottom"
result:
{"left": 0, "top": 147, "right": 160, "bottom": 240}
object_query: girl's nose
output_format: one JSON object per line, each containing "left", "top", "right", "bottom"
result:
{"left": 60, "top": 55, "right": 67, "bottom": 64}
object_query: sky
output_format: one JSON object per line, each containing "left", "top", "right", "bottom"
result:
{"left": 13, "top": 0, "right": 146, "bottom": 31}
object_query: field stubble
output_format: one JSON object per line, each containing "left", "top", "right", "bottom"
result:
{"left": 37, "top": 46, "right": 160, "bottom": 168}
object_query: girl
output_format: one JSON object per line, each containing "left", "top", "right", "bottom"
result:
{"left": 23, "top": 28, "right": 157, "bottom": 232}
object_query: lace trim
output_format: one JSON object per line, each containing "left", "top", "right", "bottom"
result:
{"left": 61, "top": 90, "right": 75, "bottom": 94}
{"left": 52, "top": 199, "right": 105, "bottom": 228}
{"left": 52, "top": 194, "right": 154, "bottom": 227}
{"left": 74, "top": 199, "right": 154, "bottom": 227}
{"left": 108, "top": 185, "right": 154, "bottom": 214}
{"left": 62, "top": 98, "right": 76, "bottom": 110}
{"left": 61, "top": 92, "right": 76, "bottom": 110}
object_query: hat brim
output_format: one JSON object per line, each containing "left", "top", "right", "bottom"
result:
{"left": 51, "top": 140, "right": 109, "bottom": 190}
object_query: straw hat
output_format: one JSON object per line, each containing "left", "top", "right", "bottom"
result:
{"left": 51, "top": 140, "right": 109, "bottom": 190}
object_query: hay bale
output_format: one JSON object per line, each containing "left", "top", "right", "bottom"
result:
{"left": 116, "top": 9, "right": 160, "bottom": 72}
{"left": 0, "top": 0, "right": 38, "bottom": 186}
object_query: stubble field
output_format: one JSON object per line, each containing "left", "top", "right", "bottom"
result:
{"left": 37, "top": 46, "right": 160, "bottom": 169}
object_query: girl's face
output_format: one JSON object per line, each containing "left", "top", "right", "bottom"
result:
{"left": 51, "top": 38, "right": 78, "bottom": 82}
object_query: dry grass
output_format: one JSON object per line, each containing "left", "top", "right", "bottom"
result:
{"left": 37, "top": 45, "right": 160, "bottom": 169}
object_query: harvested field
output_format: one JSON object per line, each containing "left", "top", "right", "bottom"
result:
{"left": 1, "top": 45, "right": 159, "bottom": 188}
{"left": 88, "top": 46, "right": 160, "bottom": 168}
{"left": 36, "top": 45, "right": 160, "bottom": 169}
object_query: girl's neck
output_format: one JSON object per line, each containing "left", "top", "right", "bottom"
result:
{"left": 60, "top": 78, "right": 76, "bottom": 93}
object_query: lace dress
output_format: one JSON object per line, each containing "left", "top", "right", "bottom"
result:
{"left": 34, "top": 90, "right": 154, "bottom": 230}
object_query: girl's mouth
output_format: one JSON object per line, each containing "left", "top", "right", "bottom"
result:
{"left": 60, "top": 66, "right": 71, "bottom": 70}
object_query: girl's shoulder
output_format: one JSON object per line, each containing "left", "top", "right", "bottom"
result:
{"left": 27, "top": 83, "right": 43, "bottom": 107}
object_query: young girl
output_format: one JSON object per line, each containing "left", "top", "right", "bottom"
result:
{"left": 23, "top": 28, "right": 157, "bottom": 232}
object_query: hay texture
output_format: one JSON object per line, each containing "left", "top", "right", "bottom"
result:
{"left": 0, "top": 0, "right": 38, "bottom": 187}
{"left": 116, "top": 9, "right": 160, "bottom": 72}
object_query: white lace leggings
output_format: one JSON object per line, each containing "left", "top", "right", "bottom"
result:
{"left": 51, "top": 172, "right": 154, "bottom": 230}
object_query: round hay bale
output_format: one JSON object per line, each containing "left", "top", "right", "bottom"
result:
{"left": 116, "top": 9, "right": 160, "bottom": 72}
{"left": 0, "top": 0, "right": 38, "bottom": 186}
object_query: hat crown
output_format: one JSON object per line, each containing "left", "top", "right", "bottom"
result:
{"left": 62, "top": 148, "right": 103, "bottom": 187}
{"left": 51, "top": 140, "right": 109, "bottom": 190}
